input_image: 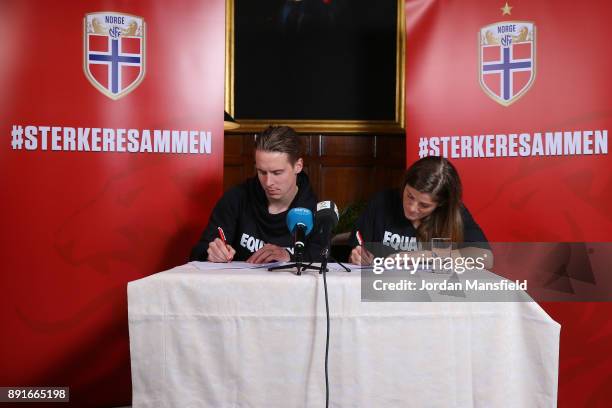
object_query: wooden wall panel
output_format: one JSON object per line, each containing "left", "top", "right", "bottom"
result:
{"left": 224, "top": 133, "right": 245, "bottom": 157}
{"left": 377, "top": 135, "right": 406, "bottom": 162}
{"left": 223, "top": 133, "right": 405, "bottom": 210}
{"left": 320, "top": 135, "right": 375, "bottom": 158}
{"left": 319, "top": 166, "right": 375, "bottom": 209}
{"left": 223, "top": 165, "right": 247, "bottom": 192}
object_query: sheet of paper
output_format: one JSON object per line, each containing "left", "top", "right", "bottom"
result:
{"left": 188, "top": 261, "right": 289, "bottom": 271}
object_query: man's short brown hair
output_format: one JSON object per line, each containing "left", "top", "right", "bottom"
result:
{"left": 254, "top": 126, "right": 302, "bottom": 165}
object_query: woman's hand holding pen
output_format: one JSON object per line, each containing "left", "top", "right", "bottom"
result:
{"left": 349, "top": 230, "right": 374, "bottom": 265}
{"left": 349, "top": 245, "right": 374, "bottom": 266}
{"left": 349, "top": 230, "right": 374, "bottom": 266}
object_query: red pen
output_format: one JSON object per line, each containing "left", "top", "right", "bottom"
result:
{"left": 217, "top": 227, "right": 228, "bottom": 245}
{"left": 356, "top": 230, "right": 364, "bottom": 246}
{"left": 217, "top": 227, "right": 232, "bottom": 262}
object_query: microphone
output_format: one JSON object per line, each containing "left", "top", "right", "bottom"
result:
{"left": 315, "top": 200, "right": 339, "bottom": 249}
{"left": 286, "top": 208, "right": 314, "bottom": 257}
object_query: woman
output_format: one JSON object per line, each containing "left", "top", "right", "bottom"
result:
{"left": 349, "top": 156, "right": 492, "bottom": 269}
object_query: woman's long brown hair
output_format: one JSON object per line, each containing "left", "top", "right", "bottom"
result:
{"left": 402, "top": 156, "right": 464, "bottom": 243}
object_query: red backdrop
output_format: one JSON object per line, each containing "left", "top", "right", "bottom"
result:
{"left": 405, "top": 0, "right": 612, "bottom": 406}
{"left": 0, "top": 1, "right": 224, "bottom": 406}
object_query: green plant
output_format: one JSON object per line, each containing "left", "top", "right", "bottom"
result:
{"left": 333, "top": 201, "right": 367, "bottom": 234}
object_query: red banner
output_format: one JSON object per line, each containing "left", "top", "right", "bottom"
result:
{"left": 405, "top": 0, "right": 612, "bottom": 405}
{"left": 0, "top": 1, "right": 224, "bottom": 405}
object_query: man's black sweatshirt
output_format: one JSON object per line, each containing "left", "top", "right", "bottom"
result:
{"left": 190, "top": 172, "right": 324, "bottom": 262}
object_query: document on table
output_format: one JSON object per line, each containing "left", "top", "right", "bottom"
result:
{"left": 189, "top": 261, "right": 287, "bottom": 271}
{"left": 343, "top": 263, "right": 435, "bottom": 273}
{"left": 189, "top": 261, "right": 364, "bottom": 273}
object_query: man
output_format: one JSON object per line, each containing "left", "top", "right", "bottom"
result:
{"left": 190, "top": 126, "right": 322, "bottom": 263}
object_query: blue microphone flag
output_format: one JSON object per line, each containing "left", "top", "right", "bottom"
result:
{"left": 286, "top": 207, "right": 314, "bottom": 235}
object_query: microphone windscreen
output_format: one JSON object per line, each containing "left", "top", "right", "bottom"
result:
{"left": 315, "top": 201, "right": 339, "bottom": 229}
{"left": 287, "top": 208, "right": 314, "bottom": 235}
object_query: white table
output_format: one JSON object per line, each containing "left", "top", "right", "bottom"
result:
{"left": 128, "top": 263, "right": 560, "bottom": 407}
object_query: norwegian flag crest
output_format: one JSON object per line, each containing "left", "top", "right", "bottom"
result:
{"left": 83, "top": 12, "right": 146, "bottom": 100}
{"left": 479, "top": 21, "right": 536, "bottom": 106}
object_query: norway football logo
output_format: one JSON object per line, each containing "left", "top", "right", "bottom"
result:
{"left": 83, "top": 12, "right": 146, "bottom": 100}
{"left": 479, "top": 21, "right": 535, "bottom": 106}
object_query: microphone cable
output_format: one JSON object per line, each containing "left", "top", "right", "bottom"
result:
{"left": 313, "top": 200, "right": 339, "bottom": 407}
{"left": 306, "top": 259, "right": 331, "bottom": 407}
{"left": 322, "top": 260, "right": 331, "bottom": 408}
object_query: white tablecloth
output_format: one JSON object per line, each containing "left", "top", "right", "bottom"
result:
{"left": 128, "top": 263, "right": 560, "bottom": 407}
